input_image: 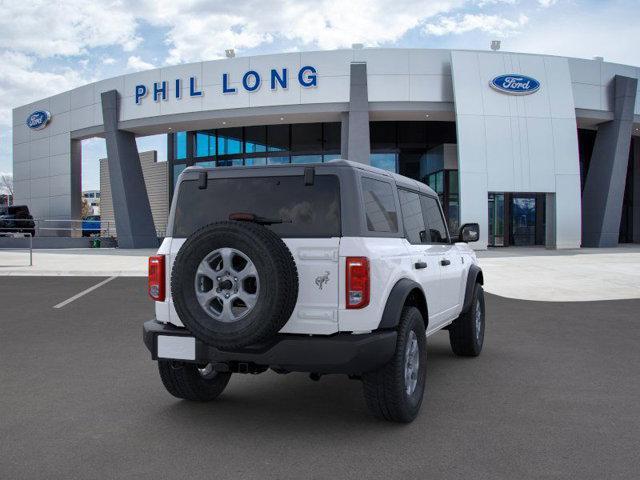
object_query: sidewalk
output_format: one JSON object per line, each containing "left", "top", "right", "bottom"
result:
{"left": 0, "top": 248, "right": 153, "bottom": 276}
{"left": 478, "top": 245, "right": 640, "bottom": 301}
{"left": 1, "top": 246, "right": 639, "bottom": 301}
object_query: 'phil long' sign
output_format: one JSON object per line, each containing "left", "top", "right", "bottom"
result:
{"left": 135, "top": 66, "right": 317, "bottom": 105}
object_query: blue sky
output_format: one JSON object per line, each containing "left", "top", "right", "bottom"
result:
{"left": 1, "top": 0, "right": 638, "bottom": 191}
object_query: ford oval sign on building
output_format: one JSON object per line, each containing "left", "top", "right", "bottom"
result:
{"left": 490, "top": 74, "right": 540, "bottom": 95}
{"left": 26, "top": 110, "right": 52, "bottom": 130}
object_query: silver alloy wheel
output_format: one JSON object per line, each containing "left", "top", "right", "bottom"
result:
{"left": 475, "top": 299, "right": 482, "bottom": 341}
{"left": 194, "top": 247, "right": 259, "bottom": 323}
{"left": 197, "top": 363, "right": 217, "bottom": 379}
{"left": 404, "top": 330, "right": 420, "bottom": 396}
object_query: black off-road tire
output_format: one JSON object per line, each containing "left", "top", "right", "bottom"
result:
{"left": 449, "top": 283, "right": 485, "bottom": 357}
{"left": 158, "top": 361, "right": 231, "bottom": 401}
{"left": 171, "top": 221, "right": 298, "bottom": 349}
{"left": 362, "top": 306, "right": 427, "bottom": 423}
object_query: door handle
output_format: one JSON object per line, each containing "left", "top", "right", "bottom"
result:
{"left": 440, "top": 259, "right": 451, "bottom": 266}
{"left": 414, "top": 262, "right": 427, "bottom": 270}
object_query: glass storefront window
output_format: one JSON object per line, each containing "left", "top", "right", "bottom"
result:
{"left": 323, "top": 123, "right": 341, "bottom": 152}
{"left": 195, "top": 131, "right": 215, "bottom": 157}
{"left": 217, "top": 159, "right": 243, "bottom": 167}
{"left": 245, "top": 157, "right": 267, "bottom": 166}
{"left": 169, "top": 123, "right": 342, "bottom": 200}
{"left": 267, "top": 125, "right": 289, "bottom": 152}
{"left": 291, "top": 124, "right": 322, "bottom": 152}
{"left": 323, "top": 154, "right": 342, "bottom": 162}
{"left": 370, "top": 153, "right": 398, "bottom": 172}
{"left": 245, "top": 126, "right": 267, "bottom": 153}
{"left": 267, "top": 156, "right": 290, "bottom": 165}
{"left": 173, "top": 163, "right": 187, "bottom": 186}
{"left": 196, "top": 160, "right": 216, "bottom": 168}
{"left": 175, "top": 132, "right": 187, "bottom": 160}
{"left": 217, "top": 127, "right": 242, "bottom": 155}
{"left": 291, "top": 155, "right": 322, "bottom": 164}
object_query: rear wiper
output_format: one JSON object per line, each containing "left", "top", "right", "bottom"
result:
{"left": 229, "top": 212, "right": 291, "bottom": 225}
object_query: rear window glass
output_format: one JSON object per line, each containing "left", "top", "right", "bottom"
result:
{"left": 173, "top": 175, "right": 341, "bottom": 238}
{"left": 361, "top": 177, "right": 398, "bottom": 233}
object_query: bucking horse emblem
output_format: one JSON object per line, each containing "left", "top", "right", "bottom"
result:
{"left": 315, "top": 271, "right": 330, "bottom": 290}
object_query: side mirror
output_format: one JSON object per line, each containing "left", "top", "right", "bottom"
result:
{"left": 458, "top": 223, "right": 480, "bottom": 243}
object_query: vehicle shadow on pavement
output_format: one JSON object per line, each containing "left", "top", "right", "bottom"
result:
{"left": 154, "top": 332, "right": 464, "bottom": 429}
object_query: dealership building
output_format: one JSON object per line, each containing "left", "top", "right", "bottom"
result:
{"left": 11, "top": 48, "right": 640, "bottom": 248}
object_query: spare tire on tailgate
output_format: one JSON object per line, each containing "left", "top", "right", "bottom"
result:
{"left": 171, "top": 221, "right": 298, "bottom": 349}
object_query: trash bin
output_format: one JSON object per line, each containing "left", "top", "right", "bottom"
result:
{"left": 91, "top": 238, "right": 101, "bottom": 248}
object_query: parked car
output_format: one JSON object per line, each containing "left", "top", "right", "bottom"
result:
{"left": 143, "top": 160, "right": 484, "bottom": 423}
{"left": 82, "top": 215, "right": 101, "bottom": 237}
{"left": 0, "top": 205, "right": 35, "bottom": 237}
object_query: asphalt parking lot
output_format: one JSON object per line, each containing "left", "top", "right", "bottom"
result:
{"left": 1, "top": 277, "right": 639, "bottom": 479}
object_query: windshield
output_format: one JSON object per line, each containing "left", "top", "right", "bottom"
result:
{"left": 173, "top": 174, "right": 341, "bottom": 238}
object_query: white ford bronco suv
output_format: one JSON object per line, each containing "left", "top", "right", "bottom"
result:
{"left": 143, "top": 160, "right": 484, "bottom": 423}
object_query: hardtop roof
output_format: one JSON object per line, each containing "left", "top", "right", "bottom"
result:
{"left": 183, "top": 159, "right": 438, "bottom": 197}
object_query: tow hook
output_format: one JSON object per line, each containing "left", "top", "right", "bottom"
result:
{"left": 309, "top": 372, "right": 322, "bottom": 381}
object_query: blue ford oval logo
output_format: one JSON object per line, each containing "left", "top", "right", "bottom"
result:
{"left": 26, "top": 110, "right": 51, "bottom": 130}
{"left": 490, "top": 74, "right": 540, "bottom": 95}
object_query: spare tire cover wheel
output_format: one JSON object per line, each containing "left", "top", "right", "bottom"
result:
{"left": 171, "top": 221, "right": 298, "bottom": 349}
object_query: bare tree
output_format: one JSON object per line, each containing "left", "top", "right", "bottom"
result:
{"left": 0, "top": 173, "right": 13, "bottom": 206}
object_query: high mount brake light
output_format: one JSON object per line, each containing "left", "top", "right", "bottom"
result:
{"left": 346, "top": 257, "right": 369, "bottom": 309}
{"left": 148, "top": 255, "right": 165, "bottom": 301}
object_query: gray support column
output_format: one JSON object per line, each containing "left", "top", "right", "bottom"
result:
{"left": 582, "top": 75, "right": 638, "bottom": 247}
{"left": 347, "top": 63, "right": 370, "bottom": 164}
{"left": 633, "top": 139, "right": 640, "bottom": 243}
{"left": 545, "top": 193, "right": 556, "bottom": 249}
{"left": 101, "top": 90, "right": 158, "bottom": 249}
{"left": 69, "top": 139, "right": 82, "bottom": 237}
{"left": 340, "top": 111, "right": 349, "bottom": 159}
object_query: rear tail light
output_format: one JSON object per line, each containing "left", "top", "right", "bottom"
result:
{"left": 346, "top": 257, "right": 369, "bottom": 309}
{"left": 148, "top": 255, "right": 165, "bottom": 301}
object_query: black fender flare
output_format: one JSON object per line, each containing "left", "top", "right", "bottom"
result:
{"left": 377, "top": 279, "right": 428, "bottom": 330}
{"left": 461, "top": 264, "right": 484, "bottom": 314}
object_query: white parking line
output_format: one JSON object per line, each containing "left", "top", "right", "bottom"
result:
{"left": 53, "top": 276, "right": 118, "bottom": 309}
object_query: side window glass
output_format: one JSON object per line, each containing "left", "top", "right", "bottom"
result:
{"left": 361, "top": 177, "right": 398, "bottom": 233}
{"left": 398, "top": 189, "right": 427, "bottom": 244}
{"left": 420, "top": 195, "right": 449, "bottom": 243}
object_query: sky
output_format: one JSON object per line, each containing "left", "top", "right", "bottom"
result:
{"left": 0, "top": 0, "right": 639, "bottom": 191}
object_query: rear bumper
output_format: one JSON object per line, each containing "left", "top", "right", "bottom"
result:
{"left": 143, "top": 319, "right": 397, "bottom": 374}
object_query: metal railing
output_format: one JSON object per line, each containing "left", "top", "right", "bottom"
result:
{"left": 0, "top": 218, "right": 165, "bottom": 238}
{"left": 0, "top": 218, "right": 115, "bottom": 237}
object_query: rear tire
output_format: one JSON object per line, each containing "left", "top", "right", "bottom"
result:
{"left": 362, "top": 306, "right": 427, "bottom": 423}
{"left": 449, "top": 284, "right": 485, "bottom": 356}
{"left": 158, "top": 361, "right": 231, "bottom": 401}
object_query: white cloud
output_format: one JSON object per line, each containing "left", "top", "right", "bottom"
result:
{"left": 538, "top": 0, "right": 557, "bottom": 7}
{"left": 0, "top": 0, "right": 141, "bottom": 57}
{"left": 126, "top": 55, "right": 156, "bottom": 72}
{"left": 135, "top": 0, "right": 466, "bottom": 64}
{"left": 424, "top": 13, "right": 529, "bottom": 36}
{"left": 507, "top": 9, "right": 640, "bottom": 66}
{"left": 102, "top": 57, "right": 116, "bottom": 65}
{"left": 0, "top": 51, "right": 86, "bottom": 125}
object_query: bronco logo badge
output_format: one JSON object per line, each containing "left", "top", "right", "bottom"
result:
{"left": 315, "top": 271, "right": 330, "bottom": 290}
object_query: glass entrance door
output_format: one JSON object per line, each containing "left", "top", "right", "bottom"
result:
{"left": 488, "top": 193, "right": 505, "bottom": 246}
{"left": 510, "top": 195, "right": 537, "bottom": 246}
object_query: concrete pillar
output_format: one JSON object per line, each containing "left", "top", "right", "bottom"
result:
{"left": 582, "top": 75, "right": 638, "bottom": 247}
{"left": 347, "top": 63, "right": 370, "bottom": 164}
{"left": 633, "top": 139, "right": 640, "bottom": 243}
{"left": 340, "top": 111, "right": 349, "bottom": 159}
{"left": 101, "top": 90, "right": 158, "bottom": 249}
{"left": 545, "top": 193, "right": 556, "bottom": 249}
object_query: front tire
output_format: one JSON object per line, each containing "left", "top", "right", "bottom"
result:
{"left": 362, "top": 306, "right": 427, "bottom": 423}
{"left": 158, "top": 361, "right": 231, "bottom": 401}
{"left": 449, "top": 283, "right": 485, "bottom": 356}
